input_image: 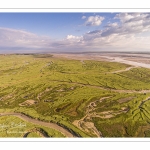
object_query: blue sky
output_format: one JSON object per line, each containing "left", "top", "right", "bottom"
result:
{"left": 0, "top": 12, "right": 150, "bottom": 53}
{"left": 0, "top": 13, "right": 116, "bottom": 38}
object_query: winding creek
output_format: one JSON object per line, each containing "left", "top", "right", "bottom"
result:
{"left": 0, "top": 112, "right": 75, "bottom": 137}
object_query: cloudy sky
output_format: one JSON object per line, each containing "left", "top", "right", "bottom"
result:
{"left": 0, "top": 12, "right": 150, "bottom": 53}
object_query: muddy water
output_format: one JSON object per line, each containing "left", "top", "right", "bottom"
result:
{"left": 0, "top": 112, "right": 75, "bottom": 137}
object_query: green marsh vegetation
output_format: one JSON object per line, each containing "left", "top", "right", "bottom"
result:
{"left": 0, "top": 54, "right": 150, "bottom": 137}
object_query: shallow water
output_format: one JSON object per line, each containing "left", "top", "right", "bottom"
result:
{"left": 101, "top": 56, "right": 150, "bottom": 69}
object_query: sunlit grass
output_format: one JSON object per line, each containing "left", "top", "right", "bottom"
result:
{"left": 0, "top": 54, "right": 150, "bottom": 137}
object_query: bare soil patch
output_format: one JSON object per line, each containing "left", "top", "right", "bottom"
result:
{"left": 118, "top": 97, "right": 134, "bottom": 103}
{"left": 19, "top": 100, "right": 38, "bottom": 106}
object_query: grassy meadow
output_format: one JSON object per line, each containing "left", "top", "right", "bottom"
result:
{"left": 0, "top": 54, "right": 150, "bottom": 137}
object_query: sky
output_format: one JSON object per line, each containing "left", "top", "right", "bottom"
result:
{"left": 0, "top": 12, "right": 150, "bottom": 53}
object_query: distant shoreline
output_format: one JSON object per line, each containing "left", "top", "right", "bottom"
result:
{"left": 1, "top": 51, "right": 150, "bottom": 55}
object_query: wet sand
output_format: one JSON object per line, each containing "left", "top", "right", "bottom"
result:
{"left": 53, "top": 52, "right": 150, "bottom": 69}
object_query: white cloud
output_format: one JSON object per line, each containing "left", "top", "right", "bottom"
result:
{"left": 81, "top": 33, "right": 150, "bottom": 51}
{"left": 114, "top": 13, "right": 150, "bottom": 33}
{"left": 100, "top": 13, "right": 150, "bottom": 37}
{"left": 66, "top": 35, "right": 83, "bottom": 43}
{"left": 85, "top": 15, "right": 105, "bottom": 26}
{"left": 75, "top": 13, "right": 150, "bottom": 51}
{"left": 115, "top": 13, "right": 135, "bottom": 23}
{"left": 82, "top": 16, "right": 86, "bottom": 19}
{"left": 67, "top": 35, "right": 77, "bottom": 40}
{"left": 1, "top": 13, "right": 150, "bottom": 53}
{"left": 0, "top": 27, "right": 53, "bottom": 50}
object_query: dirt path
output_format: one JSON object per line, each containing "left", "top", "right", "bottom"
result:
{"left": 108, "top": 66, "right": 138, "bottom": 74}
{"left": 73, "top": 96, "right": 130, "bottom": 137}
{"left": 49, "top": 79, "right": 150, "bottom": 94}
{"left": 48, "top": 54, "right": 150, "bottom": 94}
{"left": 73, "top": 97, "right": 112, "bottom": 137}
{"left": 0, "top": 112, "right": 75, "bottom": 137}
